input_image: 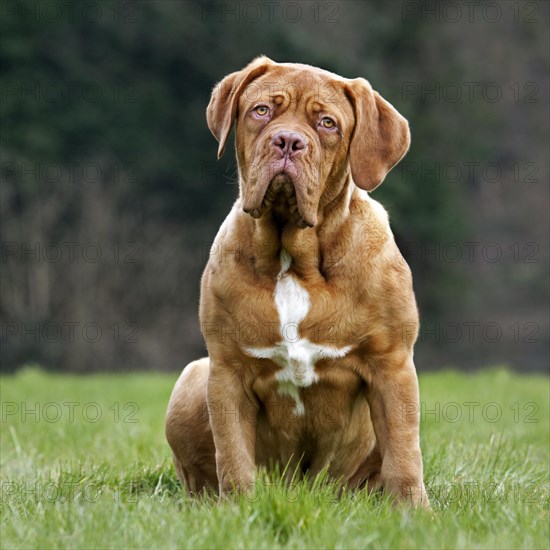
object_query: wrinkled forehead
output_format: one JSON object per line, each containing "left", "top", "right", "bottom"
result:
{"left": 239, "top": 65, "right": 353, "bottom": 114}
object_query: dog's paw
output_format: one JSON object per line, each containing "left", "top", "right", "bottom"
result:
{"left": 383, "top": 477, "right": 431, "bottom": 509}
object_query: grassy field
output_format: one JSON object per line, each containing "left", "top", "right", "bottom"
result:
{"left": 1, "top": 367, "right": 548, "bottom": 549}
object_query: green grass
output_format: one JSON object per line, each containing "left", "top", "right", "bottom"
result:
{"left": 1, "top": 367, "right": 548, "bottom": 549}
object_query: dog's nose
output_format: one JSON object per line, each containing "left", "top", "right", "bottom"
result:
{"left": 272, "top": 131, "right": 307, "bottom": 157}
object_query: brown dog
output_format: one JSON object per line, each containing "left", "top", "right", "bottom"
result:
{"left": 166, "top": 56, "right": 429, "bottom": 507}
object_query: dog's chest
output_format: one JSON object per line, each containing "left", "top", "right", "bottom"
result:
{"left": 245, "top": 250, "right": 351, "bottom": 414}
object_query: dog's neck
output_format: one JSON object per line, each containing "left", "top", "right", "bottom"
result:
{"left": 241, "top": 175, "right": 354, "bottom": 280}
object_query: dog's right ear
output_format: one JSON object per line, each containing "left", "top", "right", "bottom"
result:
{"left": 345, "top": 78, "right": 410, "bottom": 191}
{"left": 207, "top": 56, "right": 273, "bottom": 159}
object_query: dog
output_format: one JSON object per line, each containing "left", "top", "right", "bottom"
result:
{"left": 166, "top": 56, "right": 429, "bottom": 507}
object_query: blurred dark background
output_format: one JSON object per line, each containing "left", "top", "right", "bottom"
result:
{"left": 1, "top": 0, "right": 548, "bottom": 372}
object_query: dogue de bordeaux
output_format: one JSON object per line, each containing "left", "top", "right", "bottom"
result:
{"left": 166, "top": 56, "right": 429, "bottom": 507}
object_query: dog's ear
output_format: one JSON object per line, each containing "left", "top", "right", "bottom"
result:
{"left": 207, "top": 56, "right": 273, "bottom": 159}
{"left": 345, "top": 78, "right": 410, "bottom": 191}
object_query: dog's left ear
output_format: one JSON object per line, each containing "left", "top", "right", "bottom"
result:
{"left": 207, "top": 56, "right": 273, "bottom": 159}
{"left": 345, "top": 78, "right": 410, "bottom": 191}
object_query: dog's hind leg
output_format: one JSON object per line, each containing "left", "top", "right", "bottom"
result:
{"left": 165, "top": 358, "right": 218, "bottom": 495}
{"left": 345, "top": 444, "right": 383, "bottom": 492}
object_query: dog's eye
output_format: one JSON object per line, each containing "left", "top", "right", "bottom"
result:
{"left": 254, "top": 105, "right": 270, "bottom": 116}
{"left": 320, "top": 117, "right": 336, "bottom": 129}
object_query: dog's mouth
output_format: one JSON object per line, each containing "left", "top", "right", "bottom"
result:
{"left": 242, "top": 170, "right": 315, "bottom": 229}
{"left": 244, "top": 174, "right": 312, "bottom": 229}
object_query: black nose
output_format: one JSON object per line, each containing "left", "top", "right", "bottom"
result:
{"left": 272, "top": 131, "right": 307, "bottom": 157}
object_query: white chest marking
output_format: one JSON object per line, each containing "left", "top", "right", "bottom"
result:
{"left": 245, "top": 249, "right": 351, "bottom": 415}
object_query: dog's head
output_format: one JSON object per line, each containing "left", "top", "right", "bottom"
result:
{"left": 207, "top": 56, "right": 410, "bottom": 228}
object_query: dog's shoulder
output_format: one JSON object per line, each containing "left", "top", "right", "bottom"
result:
{"left": 204, "top": 203, "right": 243, "bottom": 263}
{"left": 348, "top": 189, "right": 414, "bottom": 290}
{"left": 348, "top": 189, "right": 393, "bottom": 255}
{"left": 200, "top": 201, "right": 257, "bottom": 289}
{"left": 352, "top": 188, "right": 390, "bottom": 224}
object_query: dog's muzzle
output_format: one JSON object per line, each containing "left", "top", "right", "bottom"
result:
{"left": 243, "top": 172, "right": 314, "bottom": 229}
{"left": 242, "top": 130, "right": 315, "bottom": 228}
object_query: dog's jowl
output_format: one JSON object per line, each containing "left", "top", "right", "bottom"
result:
{"left": 166, "top": 57, "right": 430, "bottom": 507}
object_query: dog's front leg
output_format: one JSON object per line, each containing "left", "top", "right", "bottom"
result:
{"left": 367, "top": 355, "right": 430, "bottom": 508}
{"left": 207, "top": 362, "right": 258, "bottom": 496}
